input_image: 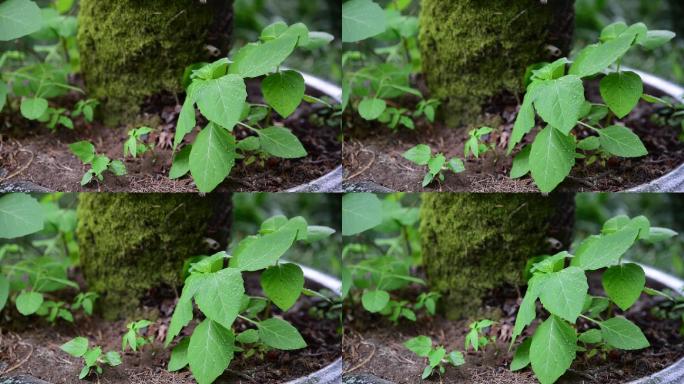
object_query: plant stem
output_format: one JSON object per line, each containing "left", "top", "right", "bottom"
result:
{"left": 578, "top": 121, "right": 600, "bottom": 132}
{"left": 237, "top": 315, "right": 258, "bottom": 325}
{"left": 579, "top": 314, "right": 600, "bottom": 325}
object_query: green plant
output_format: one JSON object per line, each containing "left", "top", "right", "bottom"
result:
{"left": 464, "top": 319, "right": 496, "bottom": 352}
{"left": 506, "top": 22, "right": 676, "bottom": 192}
{"left": 404, "top": 335, "right": 465, "bottom": 380}
{"left": 170, "top": 21, "right": 334, "bottom": 192}
{"left": 68, "top": 141, "right": 127, "bottom": 185}
{"left": 464, "top": 127, "right": 495, "bottom": 159}
{"left": 60, "top": 337, "right": 122, "bottom": 380}
{"left": 510, "top": 214, "right": 678, "bottom": 384}
{"left": 72, "top": 99, "right": 99, "bottom": 123}
{"left": 72, "top": 292, "right": 98, "bottom": 316}
{"left": 124, "top": 127, "right": 154, "bottom": 158}
{"left": 122, "top": 319, "right": 154, "bottom": 352}
{"left": 164, "top": 215, "right": 335, "bottom": 384}
{"left": 403, "top": 144, "right": 465, "bottom": 187}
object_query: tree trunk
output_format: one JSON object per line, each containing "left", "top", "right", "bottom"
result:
{"left": 76, "top": 193, "right": 232, "bottom": 320}
{"left": 419, "top": 0, "right": 575, "bottom": 126}
{"left": 77, "top": 0, "right": 234, "bottom": 125}
{"left": 419, "top": 193, "right": 575, "bottom": 319}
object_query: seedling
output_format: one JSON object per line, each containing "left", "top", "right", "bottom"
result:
{"left": 464, "top": 319, "right": 496, "bottom": 352}
{"left": 123, "top": 320, "right": 154, "bottom": 352}
{"left": 403, "top": 144, "right": 465, "bottom": 187}
{"left": 507, "top": 22, "right": 676, "bottom": 192}
{"left": 124, "top": 127, "right": 154, "bottom": 158}
{"left": 464, "top": 127, "right": 495, "bottom": 159}
{"left": 60, "top": 337, "right": 122, "bottom": 380}
{"left": 68, "top": 141, "right": 127, "bottom": 185}
{"left": 404, "top": 335, "right": 465, "bottom": 380}
{"left": 72, "top": 292, "right": 98, "bottom": 316}
{"left": 36, "top": 300, "right": 73, "bottom": 323}
{"left": 72, "top": 99, "right": 99, "bottom": 123}
{"left": 510, "top": 215, "right": 678, "bottom": 384}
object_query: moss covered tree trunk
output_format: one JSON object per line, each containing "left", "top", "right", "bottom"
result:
{"left": 76, "top": 193, "right": 232, "bottom": 320}
{"left": 77, "top": 0, "right": 234, "bottom": 124}
{"left": 419, "top": 193, "right": 575, "bottom": 319}
{"left": 419, "top": 0, "right": 575, "bottom": 126}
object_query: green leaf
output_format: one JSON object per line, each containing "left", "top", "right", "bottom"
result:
{"left": 165, "top": 275, "right": 203, "bottom": 346}
{"left": 301, "top": 31, "right": 335, "bottom": 49}
{"left": 530, "top": 316, "right": 576, "bottom": 384}
{"left": 599, "top": 316, "right": 649, "bottom": 350}
{"left": 168, "top": 338, "right": 189, "bottom": 372}
{"left": 78, "top": 366, "right": 90, "bottom": 380}
{"left": 305, "top": 226, "right": 336, "bottom": 243}
{"left": 237, "top": 136, "right": 260, "bottom": 152}
{"left": 104, "top": 351, "right": 121, "bottom": 366}
{"left": 404, "top": 336, "right": 432, "bottom": 357}
{"left": 261, "top": 263, "right": 304, "bottom": 311}
{"left": 529, "top": 126, "right": 576, "bottom": 193}
{"left": 91, "top": 155, "right": 110, "bottom": 175}
{"left": 573, "top": 226, "right": 639, "bottom": 270}
{"left": 193, "top": 268, "right": 244, "bottom": 330}
{"left": 402, "top": 144, "right": 431, "bottom": 165}
{"left": 229, "top": 33, "right": 298, "bottom": 78}
{"left": 447, "top": 158, "right": 465, "bottom": 174}
{"left": 646, "top": 227, "right": 678, "bottom": 243}
{"left": 577, "top": 136, "right": 600, "bottom": 151}
{"left": 539, "top": 267, "right": 588, "bottom": 323}
{"left": 638, "top": 30, "right": 676, "bottom": 50}
{"left": 578, "top": 329, "right": 602, "bottom": 344}
{"left": 16, "top": 290, "right": 43, "bottom": 315}
{"left": 427, "top": 154, "right": 445, "bottom": 175}
{"left": 602, "top": 263, "right": 645, "bottom": 311}
{"left": 570, "top": 29, "right": 638, "bottom": 78}
{"left": 533, "top": 76, "right": 585, "bottom": 135}
{"left": 0, "top": 0, "right": 44, "bottom": 41}
{"left": 108, "top": 160, "right": 126, "bottom": 176}
{"left": 232, "top": 228, "right": 297, "bottom": 272}
{"left": 599, "top": 71, "right": 643, "bottom": 118}
{"left": 188, "top": 320, "right": 235, "bottom": 384}
{"left": 508, "top": 87, "right": 538, "bottom": 154}
{"left": 0, "top": 81, "right": 7, "bottom": 112}
{"left": 358, "top": 98, "right": 386, "bottom": 120}
{"left": 174, "top": 96, "right": 196, "bottom": 150}
{"left": 597, "top": 125, "right": 647, "bottom": 158}
{"left": 236, "top": 329, "right": 259, "bottom": 344}
{"left": 257, "top": 127, "right": 307, "bottom": 159}
{"left": 83, "top": 347, "right": 101, "bottom": 367}
{"left": 428, "top": 347, "right": 445, "bottom": 368}
{"left": 510, "top": 145, "right": 531, "bottom": 179}
{"left": 169, "top": 146, "right": 192, "bottom": 179}
{"left": 447, "top": 351, "right": 465, "bottom": 367}
{"left": 195, "top": 75, "right": 246, "bottom": 131}
{"left": 512, "top": 274, "right": 549, "bottom": 344}
{"left": 189, "top": 123, "right": 236, "bottom": 192}
{"left": 68, "top": 141, "right": 95, "bottom": 164}
{"left": 342, "top": 0, "right": 387, "bottom": 43}
{"left": 262, "top": 70, "right": 305, "bottom": 118}
{"left": 60, "top": 337, "right": 88, "bottom": 357}
{"left": 421, "top": 366, "right": 433, "bottom": 380}
{"left": 0, "top": 275, "right": 8, "bottom": 311}
{"left": 510, "top": 338, "right": 531, "bottom": 371}
{"left": 342, "top": 193, "right": 382, "bottom": 236}
{"left": 361, "top": 289, "right": 390, "bottom": 313}
{"left": 20, "top": 97, "right": 48, "bottom": 120}
{"left": 0, "top": 193, "right": 44, "bottom": 239}
{"left": 261, "top": 21, "right": 288, "bottom": 41}
{"left": 257, "top": 318, "right": 307, "bottom": 350}
{"left": 600, "top": 22, "right": 628, "bottom": 42}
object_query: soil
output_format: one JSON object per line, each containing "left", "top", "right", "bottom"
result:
{"left": 343, "top": 76, "right": 684, "bottom": 192}
{"left": 0, "top": 78, "right": 341, "bottom": 192}
{"left": 0, "top": 271, "right": 341, "bottom": 384}
{"left": 342, "top": 272, "right": 684, "bottom": 384}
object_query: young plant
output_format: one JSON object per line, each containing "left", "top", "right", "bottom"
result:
{"left": 403, "top": 144, "right": 465, "bottom": 187}
{"left": 464, "top": 127, "right": 495, "bottom": 159}
{"left": 464, "top": 319, "right": 496, "bottom": 352}
{"left": 507, "top": 22, "right": 676, "bottom": 192}
{"left": 124, "top": 127, "right": 154, "bottom": 158}
{"left": 68, "top": 141, "right": 127, "bottom": 186}
{"left": 510, "top": 215, "right": 678, "bottom": 384}
{"left": 72, "top": 99, "right": 99, "bottom": 123}
{"left": 60, "top": 337, "right": 122, "bottom": 380}
{"left": 122, "top": 320, "right": 154, "bottom": 352}
{"left": 170, "top": 22, "right": 334, "bottom": 192}
{"left": 404, "top": 335, "right": 465, "bottom": 380}
{"left": 164, "top": 215, "right": 335, "bottom": 384}
{"left": 36, "top": 300, "right": 73, "bottom": 323}
{"left": 72, "top": 292, "right": 98, "bottom": 316}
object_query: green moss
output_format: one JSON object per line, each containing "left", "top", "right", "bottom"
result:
{"left": 76, "top": 194, "right": 229, "bottom": 320}
{"left": 77, "top": 0, "right": 221, "bottom": 125}
{"left": 419, "top": 0, "right": 573, "bottom": 126}
{"left": 419, "top": 193, "right": 574, "bottom": 319}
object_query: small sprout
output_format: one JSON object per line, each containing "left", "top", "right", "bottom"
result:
{"left": 404, "top": 335, "right": 465, "bottom": 380}
{"left": 68, "top": 141, "right": 127, "bottom": 186}
{"left": 403, "top": 144, "right": 465, "bottom": 187}
{"left": 60, "top": 337, "right": 122, "bottom": 380}
{"left": 122, "top": 319, "right": 154, "bottom": 352}
{"left": 124, "top": 127, "right": 154, "bottom": 158}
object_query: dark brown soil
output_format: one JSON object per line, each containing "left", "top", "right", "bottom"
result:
{"left": 0, "top": 79, "right": 340, "bottom": 192}
{"left": 0, "top": 271, "right": 341, "bottom": 384}
{"left": 343, "top": 273, "right": 684, "bottom": 384}
{"left": 343, "top": 77, "right": 684, "bottom": 192}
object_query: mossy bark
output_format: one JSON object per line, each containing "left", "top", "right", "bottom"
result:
{"left": 419, "top": 0, "right": 575, "bottom": 126}
{"left": 419, "top": 193, "right": 575, "bottom": 319}
{"left": 76, "top": 193, "right": 232, "bottom": 320}
{"left": 77, "top": 0, "right": 233, "bottom": 125}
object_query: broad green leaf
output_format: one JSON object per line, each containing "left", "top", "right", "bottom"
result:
{"left": 573, "top": 226, "right": 639, "bottom": 270}
{"left": 422, "top": 172, "right": 436, "bottom": 188}
{"left": 530, "top": 316, "right": 576, "bottom": 384}
{"left": 508, "top": 87, "right": 538, "bottom": 154}
{"left": 447, "top": 158, "right": 465, "bottom": 174}
{"left": 510, "top": 145, "right": 531, "bottom": 179}
{"left": 358, "top": 98, "right": 386, "bottom": 120}
{"left": 83, "top": 347, "right": 101, "bottom": 366}
{"left": 305, "top": 226, "right": 336, "bottom": 243}
{"left": 302, "top": 31, "right": 335, "bottom": 49}
{"left": 229, "top": 33, "right": 298, "bottom": 78}
{"left": 447, "top": 351, "right": 465, "bottom": 367}
{"left": 68, "top": 141, "right": 95, "bottom": 164}
{"left": 262, "top": 70, "right": 305, "bottom": 118}
{"left": 403, "top": 144, "right": 431, "bottom": 165}
{"left": 342, "top": 193, "right": 382, "bottom": 235}
{"left": 0, "top": 0, "right": 43, "bottom": 41}
{"left": 20, "top": 97, "right": 48, "bottom": 120}
{"left": 510, "top": 338, "right": 531, "bottom": 371}
{"left": 168, "top": 337, "right": 189, "bottom": 372}
{"left": 361, "top": 289, "right": 390, "bottom": 312}
{"left": 599, "top": 316, "right": 649, "bottom": 350}
{"left": 0, "top": 193, "right": 44, "bottom": 239}
{"left": 638, "top": 30, "right": 676, "bottom": 50}
{"left": 578, "top": 329, "right": 603, "bottom": 344}
{"left": 188, "top": 320, "right": 235, "bottom": 384}
{"left": 0, "top": 81, "right": 7, "bottom": 112}
{"left": 104, "top": 351, "right": 121, "bottom": 366}
{"left": 577, "top": 136, "right": 600, "bottom": 151}
{"left": 261, "top": 263, "right": 304, "bottom": 311}
{"left": 60, "top": 337, "right": 88, "bottom": 357}
{"left": 428, "top": 347, "right": 445, "bottom": 368}
{"left": 108, "top": 160, "right": 126, "bottom": 176}
{"left": 570, "top": 29, "right": 638, "bottom": 78}
{"left": 646, "top": 227, "right": 678, "bottom": 243}
{"left": 599, "top": 71, "right": 643, "bottom": 118}
{"left": 427, "top": 154, "right": 445, "bottom": 175}
{"left": 257, "top": 127, "right": 307, "bottom": 159}
{"left": 189, "top": 123, "right": 236, "bottom": 192}
{"left": 236, "top": 329, "right": 259, "bottom": 344}
{"left": 91, "top": 155, "right": 110, "bottom": 175}
{"left": 602, "top": 263, "right": 645, "bottom": 311}
{"left": 597, "top": 125, "right": 647, "bottom": 158}
{"left": 404, "top": 335, "right": 432, "bottom": 357}
{"left": 261, "top": 21, "right": 288, "bottom": 41}
{"left": 342, "top": 0, "right": 387, "bottom": 43}
{"left": 195, "top": 75, "right": 246, "bottom": 131}
{"left": 169, "top": 146, "right": 191, "bottom": 179}
{"left": 237, "top": 136, "right": 260, "bottom": 152}
{"left": 531, "top": 58, "right": 569, "bottom": 81}
{"left": 174, "top": 95, "right": 196, "bottom": 150}
{"left": 194, "top": 268, "right": 244, "bottom": 330}
{"left": 533, "top": 76, "right": 585, "bottom": 135}
{"left": 529, "top": 126, "right": 576, "bottom": 193}
{"left": 512, "top": 274, "right": 549, "bottom": 344}
{"left": 232, "top": 228, "right": 297, "bottom": 272}
{"left": 539, "top": 267, "right": 588, "bottom": 323}
{"left": 165, "top": 275, "right": 203, "bottom": 346}
{"left": 0, "top": 275, "right": 8, "bottom": 311}
{"left": 16, "top": 290, "right": 43, "bottom": 315}
{"left": 600, "top": 22, "right": 628, "bottom": 42}
{"left": 257, "top": 318, "right": 307, "bottom": 350}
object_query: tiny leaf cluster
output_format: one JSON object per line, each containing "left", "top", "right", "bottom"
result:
{"left": 61, "top": 337, "right": 122, "bottom": 379}
{"left": 404, "top": 336, "right": 465, "bottom": 380}
{"left": 403, "top": 144, "right": 465, "bottom": 187}
{"left": 68, "top": 141, "right": 127, "bottom": 186}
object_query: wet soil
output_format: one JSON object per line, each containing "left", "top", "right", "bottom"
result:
{"left": 0, "top": 79, "right": 340, "bottom": 192}
{"left": 343, "top": 77, "right": 684, "bottom": 192}
{"left": 0, "top": 271, "right": 341, "bottom": 384}
{"left": 343, "top": 272, "right": 684, "bottom": 384}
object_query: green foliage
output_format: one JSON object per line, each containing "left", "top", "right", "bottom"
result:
{"left": 68, "top": 141, "right": 127, "bottom": 186}
{"left": 341, "top": 193, "right": 382, "bottom": 236}
{"left": 0, "top": 193, "right": 44, "bottom": 239}
{"left": 0, "top": 0, "right": 43, "bottom": 41}
{"left": 404, "top": 336, "right": 465, "bottom": 380}
{"left": 124, "top": 127, "right": 153, "bottom": 159}
{"left": 464, "top": 319, "right": 496, "bottom": 352}
{"left": 464, "top": 127, "right": 495, "bottom": 159}
{"left": 342, "top": 0, "right": 386, "bottom": 43}
{"left": 403, "top": 144, "right": 465, "bottom": 187}
{"left": 122, "top": 320, "right": 153, "bottom": 352}
{"left": 60, "top": 337, "right": 122, "bottom": 380}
